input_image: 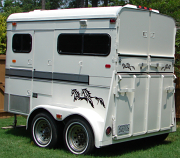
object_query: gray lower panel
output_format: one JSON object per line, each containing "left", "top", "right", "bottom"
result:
{"left": 10, "top": 94, "right": 30, "bottom": 114}
{"left": 4, "top": 93, "right": 9, "bottom": 112}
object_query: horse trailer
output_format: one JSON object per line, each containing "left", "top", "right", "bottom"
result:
{"left": 4, "top": 4, "right": 176, "bottom": 154}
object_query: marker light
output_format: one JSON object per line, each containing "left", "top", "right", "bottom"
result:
{"left": 56, "top": 114, "right": 62, "bottom": 119}
{"left": 137, "top": 6, "right": 152, "bottom": 11}
{"left": 105, "top": 64, "right": 111, "bottom": 68}
{"left": 110, "top": 19, "right": 116, "bottom": 23}
{"left": 12, "top": 22, "right": 17, "bottom": 26}
{"left": 12, "top": 59, "right": 16, "bottom": 63}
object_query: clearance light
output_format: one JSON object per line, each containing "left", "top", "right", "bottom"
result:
{"left": 110, "top": 19, "right": 116, "bottom": 23}
{"left": 106, "top": 126, "right": 112, "bottom": 135}
{"left": 56, "top": 114, "right": 62, "bottom": 119}
{"left": 12, "top": 22, "right": 17, "bottom": 26}
{"left": 12, "top": 59, "right": 16, "bottom": 63}
{"left": 105, "top": 64, "right": 111, "bottom": 68}
{"left": 137, "top": 6, "right": 152, "bottom": 11}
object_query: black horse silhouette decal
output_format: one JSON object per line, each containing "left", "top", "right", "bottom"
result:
{"left": 71, "top": 88, "right": 105, "bottom": 108}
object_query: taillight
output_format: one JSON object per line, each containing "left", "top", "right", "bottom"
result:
{"left": 106, "top": 126, "right": 112, "bottom": 135}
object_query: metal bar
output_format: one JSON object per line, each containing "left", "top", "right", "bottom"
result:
{"left": 130, "top": 75, "right": 136, "bottom": 136}
{"left": 158, "top": 75, "right": 164, "bottom": 130}
{"left": 145, "top": 75, "right": 151, "bottom": 133}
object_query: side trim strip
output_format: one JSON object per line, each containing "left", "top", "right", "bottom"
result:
{"left": 6, "top": 68, "right": 32, "bottom": 78}
{"left": 53, "top": 72, "right": 89, "bottom": 84}
{"left": 34, "top": 71, "right": 52, "bottom": 80}
{"left": 5, "top": 69, "right": 89, "bottom": 84}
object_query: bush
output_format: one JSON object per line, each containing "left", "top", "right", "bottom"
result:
{"left": 0, "top": 14, "right": 7, "bottom": 55}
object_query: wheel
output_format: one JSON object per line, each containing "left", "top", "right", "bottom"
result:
{"left": 63, "top": 118, "right": 94, "bottom": 155}
{"left": 31, "top": 112, "right": 58, "bottom": 148}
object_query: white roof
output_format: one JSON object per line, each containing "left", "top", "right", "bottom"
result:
{"left": 7, "top": 6, "right": 123, "bottom": 22}
{"left": 7, "top": 5, "right": 159, "bottom": 22}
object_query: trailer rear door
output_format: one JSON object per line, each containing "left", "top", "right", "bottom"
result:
{"left": 113, "top": 8, "right": 176, "bottom": 140}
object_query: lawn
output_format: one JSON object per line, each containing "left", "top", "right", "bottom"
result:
{"left": 0, "top": 116, "right": 180, "bottom": 158}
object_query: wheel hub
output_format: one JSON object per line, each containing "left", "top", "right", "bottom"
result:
{"left": 77, "top": 133, "right": 85, "bottom": 143}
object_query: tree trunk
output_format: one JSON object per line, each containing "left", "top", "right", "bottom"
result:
{"left": 92, "top": 0, "right": 98, "bottom": 7}
{"left": 85, "top": 0, "right": 88, "bottom": 7}
{"left": 42, "top": 0, "right": 45, "bottom": 10}
{"left": 104, "top": 0, "right": 108, "bottom": 6}
{"left": 81, "top": 0, "right": 84, "bottom": 7}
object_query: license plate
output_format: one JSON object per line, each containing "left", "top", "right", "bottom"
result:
{"left": 117, "top": 124, "right": 130, "bottom": 135}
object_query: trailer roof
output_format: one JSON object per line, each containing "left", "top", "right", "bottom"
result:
{"left": 7, "top": 6, "right": 124, "bottom": 22}
{"left": 7, "top": 5, "right": 159, "bottom": 22}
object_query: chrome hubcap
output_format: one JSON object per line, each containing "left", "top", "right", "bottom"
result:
{"left": 33, "top": 118, "right": 52, "bottom": 147}
{"left": 66, "top": 122, "right": 88, "bottom": 153}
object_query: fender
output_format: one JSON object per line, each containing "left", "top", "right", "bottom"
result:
{"left": 27, "top": 104, "right": 105, "bottom": 148}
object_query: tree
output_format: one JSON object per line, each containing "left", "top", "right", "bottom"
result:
{"left": 0, "top": 15, "right": 7, "bottom": 54}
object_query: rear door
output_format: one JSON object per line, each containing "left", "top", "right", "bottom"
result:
{"left": 114, "top": 8, "right": 176, "bottom": 139}
{"left": 149, "top": 12, "right": 175, "bottom": 73}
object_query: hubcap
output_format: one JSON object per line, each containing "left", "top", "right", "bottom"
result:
{"left": 66, "top": 122, "right": 88, "bottom": 154}
{"left": 33, "top": 117, "right": 52, "bottom": 147}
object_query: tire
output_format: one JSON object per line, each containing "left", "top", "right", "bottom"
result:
{"left": 31, "top": 112, "right": 58, "bottom": 148}
{"left": 63, "top": 118, "right": 94, "bottom": 155}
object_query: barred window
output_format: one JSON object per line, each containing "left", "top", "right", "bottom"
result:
{"left": 57, "top": 33, "right": 111, "bottom": 56}
{"left": 12, "top": 34, "right": 32, "bottom": 53}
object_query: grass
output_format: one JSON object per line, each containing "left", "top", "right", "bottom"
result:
{"left": 0, "top": 116, "right": 180, "bottom": 158}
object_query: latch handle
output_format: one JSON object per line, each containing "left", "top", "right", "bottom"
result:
{"left": 118, "top": 88, "right": 135, "bottom": 93}
{"left": 165, "top": 86, "right": 175, "bottom": 93}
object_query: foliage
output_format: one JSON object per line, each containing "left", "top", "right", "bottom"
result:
{"left": 0, "top": 14, "right": 7, "bottom": 54}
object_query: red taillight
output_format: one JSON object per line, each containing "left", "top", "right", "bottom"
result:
{"left": 110, "top": 19, "right": 116, "bottom": 23}
{"left": 105, "top": 64, "right": 111, "bottom": 68}
{"left": 106, "top": 126, "right": 112, "bottom": 135}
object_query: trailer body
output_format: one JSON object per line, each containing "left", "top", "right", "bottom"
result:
{"left": 4, "top": 5, "right": 176, "bottom": 154}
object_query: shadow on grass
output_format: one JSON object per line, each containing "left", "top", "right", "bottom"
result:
{"left": 5, "top": 126, "right": 30, "bottom": 139}
{"left": 4, "top": 127, "right": 172, "bottom": 157}
{"left": 92, "top": 138, "right": 172, "bottom": 157}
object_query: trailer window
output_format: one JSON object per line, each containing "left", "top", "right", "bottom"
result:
{"left": 57, "top": 34, "right": 111, "bottom": 56}
{"left": 12, "top": 34, "right": 32, "bottom": 53}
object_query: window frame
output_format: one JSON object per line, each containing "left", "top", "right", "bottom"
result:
{"left": 57, "top": 33, "right": 111, "bottom": 56}
{"left": 12, "top": 34, "right": 32, "bottom": 53}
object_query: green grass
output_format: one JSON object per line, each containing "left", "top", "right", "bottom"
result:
{"left": 0, "top": 116, "right": 180, "bottom": 158}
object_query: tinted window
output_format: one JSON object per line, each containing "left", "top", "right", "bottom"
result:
{"left": 58, "top": 34, "right": 82, "bottom": 54}
{"left": 83, "top": 34, "right": 110, "bottom": 54}
{"left": 57, "top": 34, "right": 111, "bottom": 56}
{"left": 12, "top": 34, "right": 32, "bottom": 53}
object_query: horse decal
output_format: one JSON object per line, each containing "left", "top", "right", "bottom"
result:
{"left": 71, "top": 88, "right": 105, "bottom": 108}
{"left": 122, "top": 63, "right": 135, "bottom": 71}
{"left": 161, "top": 64, "right": 171, "bottom": 71}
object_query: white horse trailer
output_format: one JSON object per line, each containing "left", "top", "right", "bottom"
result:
{"left": 4, "top": 4, "right": 176, "bottom": 154}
